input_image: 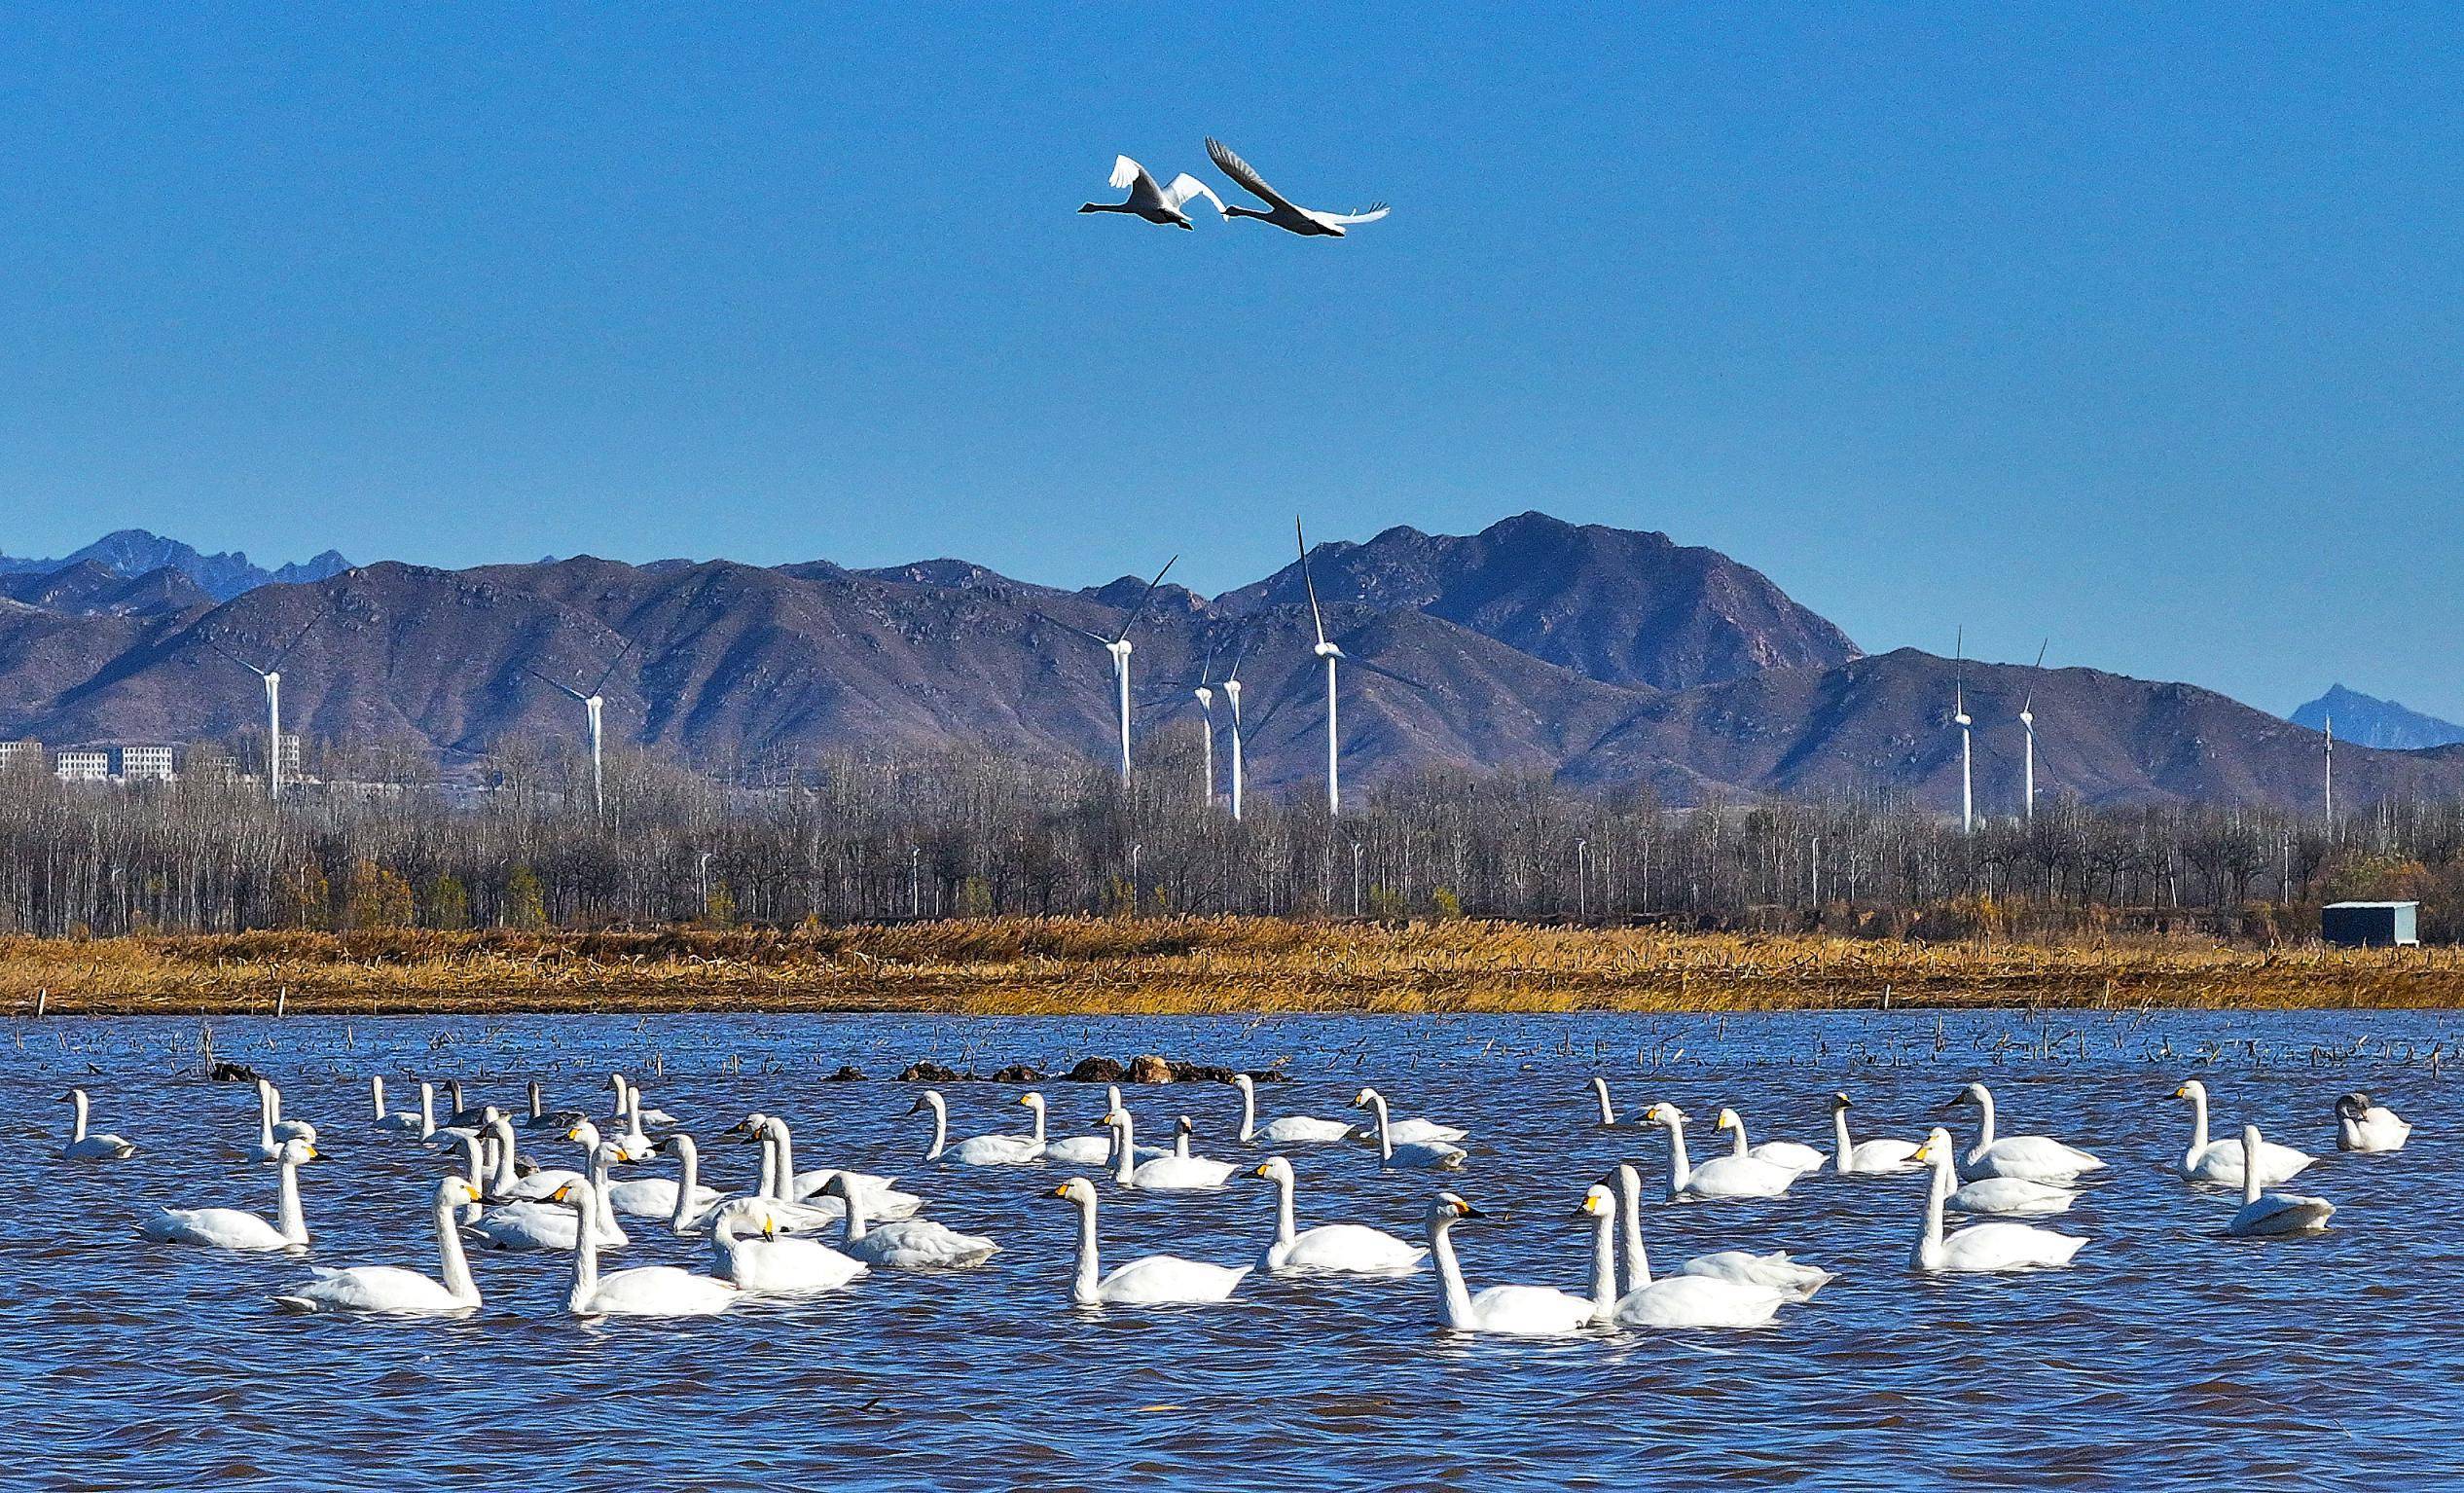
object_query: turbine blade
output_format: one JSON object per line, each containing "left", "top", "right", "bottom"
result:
{"left": 588, "top": 634, "right": 638, "bottom": 696}
{"left": 519, "top": 663, "right": 589, "bottom": 701}
{"left": 1347, "top": 656, "right": 1437, "bottom": 694}
{"left": 1026, "top": 608, "right": 1112, "bottom": 646}
{"left": 269, "top": 590, "right": 344, "bottom": 669}
{"left": 1109, "top": 555, "right": 1179, "bottom": 643}
{"left": 1295, "top": 519, "right": 1326, "bottom": 645}
{"left": 2023, "top": 638, "right": 2048, "bottom": 712}
{"left": 196, "top": 632, "right": 267, "bottom": 676}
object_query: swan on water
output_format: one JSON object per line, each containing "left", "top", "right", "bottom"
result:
{"left": 707, "top": 1200, "right": 869, "bottom": 1294}
{"left": 247, "top": 1079, "right": 317, "bottom": 1161}
{"left": 654, "top": 1134, "right": 735, "bottom": 1234}
{"left": 484, "top": 1114, "right": 587, "bottom": 1201}
{"left": 2337, "top": 1091, "right": 2411, "bottom": 1153}
{"left": 557, "top": 1180, "right": 737, "bottom": 1317}
{"left": 736, "top": 1113, "right": 917, "bottom": 1215}
{"left": 1590, "top": 1077, "right": 1632, "bottom": 1129}
{"left": 1105, "top": 1110, "right": 1238, "bottom": 1190}
{"left": 1347, "top": 1087, "right": 1467, "bottom": 1147}
{"left": 914, "top": 1089, "right": 1042, "bottom": 1166}
{"left": 1640, "top": 1104, "right": 1797, "bottom": 1200}
{"left": 606, "top": 1074, "right": 676, "bottom": 1129}
{"left": 1033, "top": 1092, "right": 1121, "bottom": 1167}
{"left": 370, "top": 1076, "right": 426, "bottom": 1134}
{"left": 1077, "top": 155, "right": 1228, "bottom": 230}
{"left": 1353, "top": 1089, "right": 1467, "bottom": 1171}
{"left": 1423, "top": 1192, "right": 1592, "bottom": 1337}
{"left": 1944, "top": 1082, "right": 2104, "bottom": 1183}
{"left": 604, "top": 1127, "right": 727, "bottom": 1221}
{"left": 1911, "top": 1129, "right": 2086, "bottom": 1272}
{"left": 1609, "top": 1164, "right": 1831, "bottom": 1300}
{"left": 826, "top": 1173, "right": 999, "bottom": 1269}
{"left": 1715, "top": 1108, "right": 1828, "bottom": 1174}
{"left": 272, "top": 1179, "right": 485, "bottom": 1315}
{"left": 1944, "top": 1173, "right": 2078, "bottom": 1218}
{"left": 464, "top": 1131, "right": 630, "bottom": 1251}
{"left": 143, "top": 1138, "right": 315, "bottom": 1251}
{"left": 1234, "top": 1074, "right": 1355, "bottom": 1145}
{"left": 2172, "top": 1080, "right": 2313, "bottom": 1186}
{"left": 1584, "top": 1183, "right": 1784, "bottom": 1329}
{"left": 1247, "top": 1157, "right": 1425, "bottom": 1275}
{"left": 1205, "top": 137, "right": 1390, "bottom": 237}
{"left": 2226, "top": 1124, "right": 2336, "bottom": 1237}
{"left": 1047, "top": 1177, "right": 1250, "bottom": 1306}
{"left": 61, "top": 1088, "right": 136, "bottom": 1160}
{"left": 1827, "top": 1093, "right": 1923, "bottom": 1175}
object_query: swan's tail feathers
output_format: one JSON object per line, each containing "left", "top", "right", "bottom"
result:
{"left": 268, "top": 1294, "right": 319, "bottom": 1314}
{"left": 1108, "top": 155, "right": 1141, "bottom": 190}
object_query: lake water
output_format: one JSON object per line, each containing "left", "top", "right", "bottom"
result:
{"left": 6, "top": 1007, "right": 2457, "bottom": 1491}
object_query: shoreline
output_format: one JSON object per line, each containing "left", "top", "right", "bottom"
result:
{"left": 3, "top": 918, "right": 2457, "bottom": 1016}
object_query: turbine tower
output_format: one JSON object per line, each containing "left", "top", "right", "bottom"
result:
{"left": 1190, "top": 644, "right": 1218, "bottom": 810}
{"left": 1953, "top": 627, "right": 1974, "bottom": 835}
{"left": 519, "top": 636, "right": 634, "bottom": 822}
{"left": 2019, "top": 639, "right": 2047, "bottom": 824}
{"left": 1031, "top": 555, "right": 1178, "bottom": 783}
{"left": 1221, "top": 639, "right": 1248, "bottom": 822}
{"left": 2324, "top": 714, "right": 2335, "bottom": 821}
{"left": 200, "top": 592, "right": 340, "bottom": 801}
{"left": 1285, "top": 520, "right": 1430, "bottom": 818}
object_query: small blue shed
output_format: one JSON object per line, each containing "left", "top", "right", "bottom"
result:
{"left": 2321, "top": 901, "right": 2419, "bottom": 948}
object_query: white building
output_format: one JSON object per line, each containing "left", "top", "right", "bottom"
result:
{"left": 0, "top": 740, "right": 43, "bottom": 774}
{"left": 116, "top": 744, "right": 178, "bottom": 782}
{"left": 54, "top": 748, "right": 109, "bottom": 782}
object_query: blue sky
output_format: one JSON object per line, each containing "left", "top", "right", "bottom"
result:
{"left": 1, "top": 4, "right": 2456, "bottom": 714}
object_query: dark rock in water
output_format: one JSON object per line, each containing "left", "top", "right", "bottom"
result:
{"left": 897, "top": 1060, "right": 973, "bottom": 1082}
{"left": 1066, "top": 1057, "right": 1128, "bottom": 1083}
{"left": 1126, "top": 1054, "right": 1176, "bottom": 1085}
{"left": 1056, "top": 1054, "right": 1288, "bottom": 1083}
{"left": 990, "top": 1063, "right": 1045, "bottom": 1083}
{"left": 1166, "top": 1061, "right": 1288, "bottom": 1083}
{"left": 822, "top": 1066, "right": 867, "bottom": 1082}
{"left": 209, "top": 1061, "right": 265, "bottom": 1084}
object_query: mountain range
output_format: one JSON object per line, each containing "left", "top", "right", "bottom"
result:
{"left": 2290, "top": 685, "right": 2464, "bottom": 751}
{"left": 0, "top": 515, "right": 2452, "bottom": 814}
{"left": 0, "top": 529, "right": 351, "bottom": 602}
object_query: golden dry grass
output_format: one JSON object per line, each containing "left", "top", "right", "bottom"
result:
{"left": 3, "top": 917, "right": 2459, "bottom": 1016}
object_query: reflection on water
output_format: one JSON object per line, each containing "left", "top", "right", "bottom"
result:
{"left": 7, "top": 1008, "right": 2457, "bottom": 1491}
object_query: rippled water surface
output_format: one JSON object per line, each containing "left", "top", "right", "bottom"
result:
{"left": 7, "top": 1007, "right": 2459, "bottom": 1490}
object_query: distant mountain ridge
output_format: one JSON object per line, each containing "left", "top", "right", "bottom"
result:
{"left": 2290, "top": 685, "right": 2464, "bottom": 750}
{"left": 0, "top": 528, "right": 351, "bottom": 602}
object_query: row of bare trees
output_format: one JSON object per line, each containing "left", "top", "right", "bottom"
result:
{"left": 2, "top": 733, "right": 2457, "bottom": 941}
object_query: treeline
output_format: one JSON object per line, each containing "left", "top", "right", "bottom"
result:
{"left": 1, "top": 731, "right": 2459, "bottom": 942}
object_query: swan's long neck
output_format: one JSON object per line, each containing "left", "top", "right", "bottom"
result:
{"left": 1615, "top": 1166, "right": 1650, "bottom": 1293}
{"left": 1663, "top": 1116, "right": 1691, "bottom": 1194}
{"left": 2188, "top": 1089, "right": 2211, "bottom": 1155}
{"left": 1071, "top": 1194, "right": 1102, "bottom": 1305}
{"left": 760, "top": 1129, "right": 782, "bottom": 1201}
{"left": 924, "top": 1103, "right": 946, "bottom": 1162}
{"left": 1026, "top": 1101, "right": 1047, "bottom": 1147}
{"left": 2241, "top": 1126, "right": 2264, "bottom": 1205}
{"left": 257, "top": 1088, "right": 276, "bottom": 1150}
{"left": 1429, "top": 1216, "right": 1472, "bottom": 1329}
{"left": 455, "top": 1134, "right": 486, "bottom": 1216}
{"left": 627, "top": 1089, "right": 646, "bottom": 1133}
{"left": 1592, "top": 1078, "right": 1615, "bottom": 1126}
{"left": 843, "top": 1181, "right": 873, "bottom": 1242}
{"left": 608, "top": 1074, "right": 628, "bottom": 1119}
{"left": 433, "top": 1193, "right": 480, "bottom": 1304}
{"left": 1588, "top": 1203, "right": 1619, "bottom": 1325}
{"left": 570, "top": 1184, "right": 600, "bottom": 1309}
{"left": 1238, "top": 1082, "right": 1256, "bottom": 1142}
{"left": 529, "top": 1080, "right": 544, "bottom": 1121}
{"left": 275, "top": 1157, "right": 308, "bottom": 1246}
{"left": 371, "top": 1075, "right": 386, "bottom": 1120}
{"left": 1920, "top": 1149, "right": 1951, "bottom": 1259}
{"left": 489, "top": 1121, "right": 518, "bottom": 1193}
{"left": 418, "top": 1082, "right": 436, "bottom": 1139}
{"left": 1174, "top": 1127, "right": 1191, "bottom": 1160}
{"left": 670, "top": 1140, "right": 701, "bottom": 1231}
{"left": 773, "top": 1121, "right": 797, "bottom": 1186}
{"left": 1832, "top": 1108, "right": 1854, "bottom": 1171}
{"left": 1111, "top": 1115, "right": 1136, "bottom": 1183}
{"left": 1369, "top": 1095, "right": 1394, "bottom": 1161}
{"left": 69, "top": 1091, "right": 90, "bottom": 1143}
{"left": 1974, "top": 1089, "right": 1999, "bottom": 1149}
{"left": 1726, "top": 1120, "right": 1751, "bottom": 1159}
{"left": 587, "top": 1147, "right": 619, "bottom": 1238}
{"left": 1271, "top": 1171, "right": 1297, "bottom": 1246}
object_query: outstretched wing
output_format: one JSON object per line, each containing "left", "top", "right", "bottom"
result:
{"left": 1108, "top": 155, "right": 1143, "bottom": 191}
{"left": 1164, "top": 173, "right": 1228, "bottom": 218}
{"left": 1108, "top": 155, "right": 1169, "bottom": 209}
{"left": 1314, "top": 201, "right": 1390, "bottom": 226}
{"left": 1206, "top": 137, "right": 1301, "bottom": 213}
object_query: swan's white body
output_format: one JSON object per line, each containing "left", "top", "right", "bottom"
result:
{"left": 272, "top": 1179, "right": 485, "bottom": 1314}
{"left": 1828, "top": 1095, "right": 1923, "bottom": 1175}
{"left": 1425, "top": 1193, "right": 1591, "bottom": 1337}
{"left": 467, "top": 1131, "right": 629, "bottom": 1251}
{"left": 1250, "top": 1157, "right": 1425, "bottom": 1275}
{"left": 1586, "top": 1183, "right": 1784, "bottom": 1329}
{"left": 1945, "top": 1176, "right": 2077, "bottom": 1217}
{"left": 61, "top": 1089, "right": 136, "bottom": 1160}
{"left": 560, "top": 1180, "right": 736, "bottom": 1316}
{"left": 144, "top": 1139, "right": 313, "bottom": 1252}
{"left": 1642, "top": 1105, "right": 1797, "bottom": 1200}
{"left": 1949, "top": 1083, "right": 2105, "bottom": 1183}
{"left": 1106, "top": 1111, "right": 1238, "bottom": 1190}
{"left": 1912, "top": 1129, "right": 2086, "bottom": 1272}
{"left": 2227, "top": 1124, "right": 2336, "bottom": 1237}
{"left": 832, "top": 1174, "right": 998, "bottom": 1269}
{"left": 1716, "top": 1108, "right": 1828, "bottom": 1174}
{"left": 370, "top": 1075, "right": 427, "bottom": 1134}
{"left": 915, "top": 1089, "right": 1043, "bottom": 1167}
{"left": 1354, "top": 1089, "right": 1467, "bottom": 1171}
{"left": 1234, "top": 1074, "right": 1355, "bottom": 1145}
{"left": 707, "top": 1201, "right": 869, "bottom": 1293}
{"left": 2173, "top": 1081, "right": 2313, "bottom": 1186}
{"left": 1051, "top": 1177, "right": 1249, "bottom": 1306}
{"left": 1610, "top": 1165, "right": 1830, "bottom": 1301}
{"left": 748, "top": 1115, "right": 924, "bottom": 1221}
{"left": 1078, "top": 155, "right": 1229, "bottom": 230}
{"left": 2337, "top": 1092, "right": 2411, "bottom": 1153}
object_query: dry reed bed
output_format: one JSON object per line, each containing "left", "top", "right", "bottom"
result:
{"left": 3, "top": 919, "right": 2459, "bottom": 1016}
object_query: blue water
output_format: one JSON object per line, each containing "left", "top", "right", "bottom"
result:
{"left": 7, "top": 1008, "right": 2457, "bottom": 1490}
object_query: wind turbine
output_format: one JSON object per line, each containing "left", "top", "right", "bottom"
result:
{"left": 1190, "top": 645, "right": 1218, "bottom": 810}
{"left": 1281, "top": 519, "right": 1431, "bottom": 818}
{"left": 1030, "top": 555, "right": 1178, "bottom": 783}
{"left": 2019, "top": 639, "right": 2047, "bottom": 823}
{"left": 200, "top": 594, "right": 340, "bottom": 801}
{"left": 2324, "top": 714, "right": 2335, "bottom": 821}
{"left": 1952, "top": 627, "right": 1974, "bottom": 836}
{"left": 1220, "top": 637, "right": 1248, "bottom": 822}
{"left": 519, "top": 636, "right": 634, "bottom": 822}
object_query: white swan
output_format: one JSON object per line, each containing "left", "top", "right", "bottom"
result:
{"left": 60, "top": 1088, "right": 136, "bottom": 1160}
{"left": 2227, "top": 1124, "right": 2336, "bottom": 1237}
{"left": 247, "top": 1078, "right": 317, "bottom": 1161}
{"left": 1248, "top": 1157, "right": 1425, "bottom": 1275}
{"left": 370, "top": 1075, "right": 426, "bottom": 1134}
{"left": 606, "top": 1073, "right": 675, "bottom": 1128}
{"left": 557, "top": 1180, "right": 736, "bottom": 1317}
{"left": 655, "top": 1134, "right": 735, "bottom": 1234}
{"left": 465, "top": 1133, "right": 629, "bottom": 1251}
{"left": 2172, "top": 1080, "right": 2313, "bottom": 1186}
{"left": 1206, "top": 137, "right": 1390, "bottom": 237}
{"left": 1234, "top": 1074, "right": 1356, "bottom": 1145}
{"left": 1911, "top": 1129, "right": 2086, "bottom": 1272}
{"left": 1077, "top": 155, "right": 1228, "bottom": 231}
{"left": 272, "top": 1178, "right": 485, "bottom": 1315}
{"left": 1640, "top": 1104, "right": 1796, "bottom": 1200}
{"left": 1105, "top": 1110, "right": 1238, "bottom": 1191}
{"left": 1585, "top": 1183, "right": 1783, "bottom": 1329}
{"left": 605, "top": 1127, "right": 727, "bottom": 1221}
{"left": 914, "top": 1089, "right": 1042, "bottom": 1167}
{"left": 1945, "top": 1174, "right": 2077, "bottom": 1217}
{"left": 1715, "top": 1108, "right": 1828, "bottom": 1174}
{"left": 827, "top": 1173, "right": 998, "bottom": 1269}
{"left": 743, "top": 1113, "right": 917, "bottom": 1216}
{"left": 143, "top": 1138, "right": 314, "bottom": 1251}
{"left": 1609, "top": 1164, "right": 1831, "bottom": 1300}
{"left": 707, "top": 1199, "right": 869, "bottom": 1293}
{"left": 1353, "top": 1088, "right": 1467, "bottom": 1171}
{"left": 1827, "top": 1093, "right": 1923, "bottom": 1175}
{"left": 1424, "top": 1192, "right": 1591, "bottom": 1336}
{"left": 1048, "top": 1177, "right": 1250, "bottom": 1306}
{"left": 2337, "top": 1091, "right": 2411, "bottom": 1152}
{"left": 484, "top": 1114, "right": 586, "bottom": 1201}
{"left": 1033, "top": 1092, "right": 1120, "bottom": 1167}
{"left": 1590, "top": 1077, "right": 1631, "bottom": 1128}
{"left": 1348, "top": 1087, "right": 1467, "bottom": 1147}
{"left": 1946, "top": 1082, "right": 2105, "bottom": 1183}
